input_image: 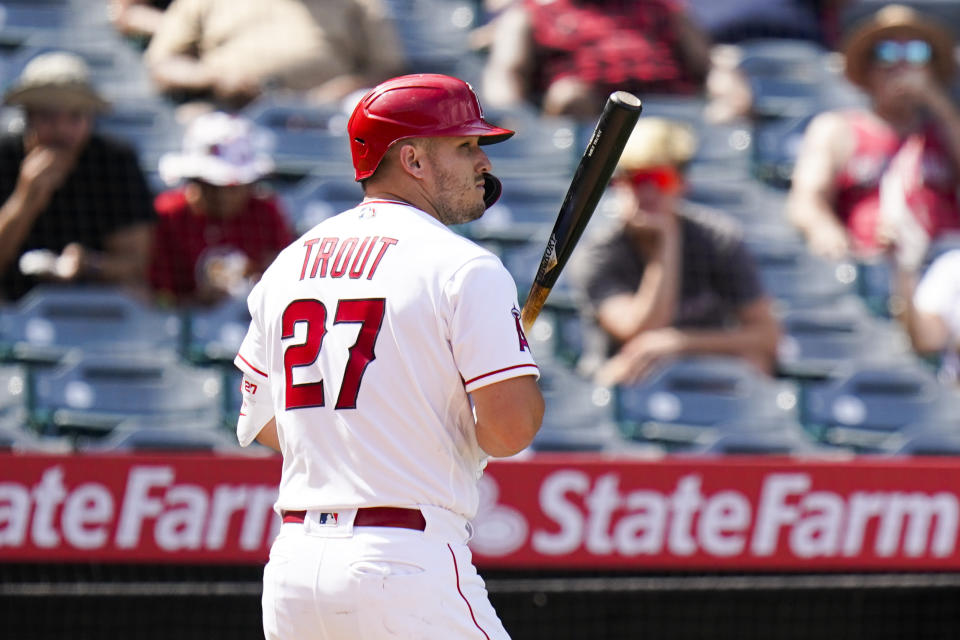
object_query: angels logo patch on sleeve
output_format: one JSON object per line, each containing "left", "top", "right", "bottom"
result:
{"left": 511, "top": 306, "right": 530, "bottom": 352}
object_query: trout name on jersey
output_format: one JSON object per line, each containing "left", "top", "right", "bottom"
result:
{"left": 299, "top": 236, "right": 399, "bottom": 281}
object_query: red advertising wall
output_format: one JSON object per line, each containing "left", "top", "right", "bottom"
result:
{"left": 2, "top": 453, "right": 960, "bottom": 571}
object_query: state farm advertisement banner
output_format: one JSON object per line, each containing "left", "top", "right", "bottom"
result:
{"left": 3, "top": 453, "right": 960, "bottom": 570}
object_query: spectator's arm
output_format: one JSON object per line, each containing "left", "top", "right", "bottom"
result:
{"left": 894, "top": 268, "right": 949, "bottom": 354}
{"left": 143, "top": 0, "right": 211, "bottom": 93}
{"left": 786, "top": 111, "right": 851, "bottom": 260}
{"left": 672, "top": 10, "right": 712, "bottom": 83}
{"left": 595, "top": 224, "right": 681, "bottom": 344}
{"left": 108, "top": 0, "right": 167, "bottom": 39}
{"left": 85, "top": 222, "right": 155, "bottom": 286}
{"left": 676, "top": 297, "right": 781, "bottom": 373}
{"left": 481, "top": 5, "right": 534, "bottom": 109}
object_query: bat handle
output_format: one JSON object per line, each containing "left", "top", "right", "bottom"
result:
{"left": 521, "top": 282, "right": 551, "bottom": 334}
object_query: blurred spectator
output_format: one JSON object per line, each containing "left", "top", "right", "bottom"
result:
{"left": 697, "top": 0, "right": 849, "bottom": 123}
{"left": 482, "top": 0, "right": 711, "bottom": 118}
{"left": 0, "top": 52, "right": 156, "bottom": 302}
{"left": 107, "top": 0, "right": 172, "bottom": 44}
{"left": 150, "top": 112, "right": 293, "bottom": 307}
{"left": 571, "top": 118, "right": 780, "bottom": 384}
{"left": 786, "top": 4, "right": 960, "bottom": 267}
{"left": 143, "top": 0, "right": 405, "bottom": 116}
{"left": 894, "top": 248, "right": 960, "bottom": 383}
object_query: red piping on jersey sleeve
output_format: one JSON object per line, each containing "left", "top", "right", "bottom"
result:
{"left": 237, "top": 354, "right": 268, "bottom": 378}
{"left": 464, "top": 363, "right": 539, "bottom": 386}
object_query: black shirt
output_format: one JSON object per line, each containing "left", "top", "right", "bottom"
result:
{"left": 571, "top": 206, "right": 766, "bottom": 371}
{"left": 0, "top": 133, "right": 156, "bottom": 301}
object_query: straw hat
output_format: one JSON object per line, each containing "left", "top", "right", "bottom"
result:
{"left": 159, "top": 112, "right": 274, "bottom": 186}
{"left": 617, "top": 117, "right": 697, "bottom": 172}
{"left": 3, "top": 51, "right": 110, "bottom": 112}
{"left": 842, "top": 4, "right": 956, "bottom": 88}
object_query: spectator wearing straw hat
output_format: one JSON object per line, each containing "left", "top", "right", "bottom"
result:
{"left": 0, "top": 51, "right": 156, "bottom": 301}
{"left": 571, "top": 118, "right": 780, "bottom": 384}
{"left": 149, "top": 111, "right": 293, "bottom": 307}
{"left": 787, "top": 4, "right": 960, "bottom": 270}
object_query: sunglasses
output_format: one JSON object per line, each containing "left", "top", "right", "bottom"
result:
{"left": 873, "top": 39, "right": 932, "bottom": 66}
{"left": 622, "top": 167, "right": 683, "bottom": 194}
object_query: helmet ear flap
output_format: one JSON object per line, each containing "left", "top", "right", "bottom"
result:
{"left": 482, "top": 173, "right": 502, "bottom": 209}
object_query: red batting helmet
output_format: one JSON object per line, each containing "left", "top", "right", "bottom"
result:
{"left": 347, "top": 74, "right": 514, "bottom": 182}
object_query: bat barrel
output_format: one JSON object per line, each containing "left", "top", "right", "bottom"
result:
{"left": 532, "top": 92, "right": 643, "bottom": 291}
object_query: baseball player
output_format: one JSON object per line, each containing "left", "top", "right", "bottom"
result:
{"left": 234, "top": 74, "right": 545, "bottom": 640}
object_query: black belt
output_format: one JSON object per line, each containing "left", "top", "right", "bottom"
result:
{"left": 281, "top": 507, "right": 426, "bottom": 530}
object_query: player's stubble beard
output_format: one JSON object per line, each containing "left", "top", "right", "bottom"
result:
{"left": 431, "top": 163, "right": 486, "bottom": 226}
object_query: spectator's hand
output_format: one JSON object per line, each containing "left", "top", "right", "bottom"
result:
{"left": 888, "top": 66, "right": 939, "bottom": 107}
{"left": 211, "top": 73, "right": 262, "bottom": 106}
{"left": 622, "top": 205, "right": 679, "bottom": 244}
{"left": 20, "top": 243, "right": 86, "bottom": 281}
{"left": 596, "top": 327, "right": 687, "bottom": 385}
{"left": 16, "top": 146, "right": 75, "bottom": 207}
{"left": 805, "top": 222, "right": 850, "bottom": 261}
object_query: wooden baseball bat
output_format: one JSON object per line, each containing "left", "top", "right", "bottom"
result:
{"left": 520, "top": 91, "right": 643, "bottom": 333}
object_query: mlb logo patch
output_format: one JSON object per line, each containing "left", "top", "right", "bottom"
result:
{"left": 318, "top": 512, "right": 339, "bottom": 526}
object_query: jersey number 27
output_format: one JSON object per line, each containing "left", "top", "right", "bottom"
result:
{"left": 282, "top": 298, "right": 385, "bottom": 410}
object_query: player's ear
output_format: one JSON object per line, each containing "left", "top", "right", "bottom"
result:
{"left": 397, "top": 143, "right": 427, "bottom": 179}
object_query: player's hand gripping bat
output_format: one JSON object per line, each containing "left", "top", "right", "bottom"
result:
{"left": 520, "top": 91, "right": 643, "bottom": 333}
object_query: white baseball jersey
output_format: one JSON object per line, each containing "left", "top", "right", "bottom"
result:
{"left": 915, "top": 249, "right": 960, "bottom": 337}
{"left": 235, "top": 199, "right": 539, "bottom": 520}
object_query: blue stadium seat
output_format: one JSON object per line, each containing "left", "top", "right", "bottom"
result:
{"left": 480, "top": 105, "right": 579, "bottom": 178}
{"left": 801, "top": 362, "right": 960, "bottom": 450}
{"left": 879, "top": 421, "right": 960, "bottom": 457}
{"left": 32, "top": 351, "right": 224, "bottom": 441}
{"left": 745, "top": 235, "right": 857, "bottom": 309}
{"left": 533, "top": 364, "right": 659, "bottom": 454}
{"left": 0, "top": 286, "right": 183, "bottom": 364}
{"left": 0, "top": 363, "right": 28, "bottom": 427}
{"left": 186, "top": 296, "right": 252, "bottom": 364}
{"left": 465, "top": 178, "right": 569, "bottom": 243}
{"left": 383, "top": 0, "right": 482, "bottom": 79}
{"left": 615, "top": 356, "right": 800, "bottom": 449}
{"left": 279, "top": 174, "right": 363, "bottom": 234}
{"left": 79, "top": 418, "right": 252, "bottom": 454}
{"left": 243, "top": 98, "right": 354, "bottom": 185}
{"left": 777, "top": 296, "right": 912, "bottom": 380}
{"left": 681, "top": 417, "right": 840, "bottom": 456}
{"left": 751, "top": 112, "right": 814, "bottom": 189}
{"left": 0, "top": 423, "right": 71, "bottom": 452}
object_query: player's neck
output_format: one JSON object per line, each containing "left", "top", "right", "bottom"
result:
{"left": 362, "top": 187, "right": 439, "bottom": 220}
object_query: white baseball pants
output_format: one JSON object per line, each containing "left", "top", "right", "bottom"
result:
{"left": 261, "top": 506, "right": 511, "bottom": 640}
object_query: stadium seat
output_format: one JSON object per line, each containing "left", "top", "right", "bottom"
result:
{"left": 279, "top": 174, "right": 363, "bottom": 234}
{"left": 185, "top": 296, "right": 252, "bottom": 364}
{"left": 777, "top": 296, "right": 912, "bottom": 380}
{"left": 879, "top": 421, "right": 960, "bottom": 457}
{"left": 614, "top": 355, "right": 800, "bottom": 450}
{"left": 0, "top": 285, "right": 183, "bottom": 364}
{"left": 744, "top": 235, "right": 857, "bottom": 309}
{"left": 0, "top": 423, "right": 71, "bottom": 453}
{"left": 680, "top": 417, "right": 841, "bottom": 456}
{"left": 751, "top": 112, "right": 814, "bottom": 189}
{"left": 0, "top": 363, "right": 28, "bottom": 426}
{"left": 243, "top": 98, "right": 354, "bottom": 185}
{"left": 533, "top": 363, "right": 659, "bottom": 454}
{"left": 383, "top": 0, "right": 481, "bottom": 78}
{"left": 480, "top": 105, "right": 579, "bottom": 178}
{"left": 79, "top": 418, "right": 253, "bottom": 454}
{"left": 464, "top": 176, "right": 569, "bottom": 243}
{"left": 801, "top": 362, "right": 960, "bottom": 450}
{"left": 32, "top": 351, "right": 224, "bottom": 441}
